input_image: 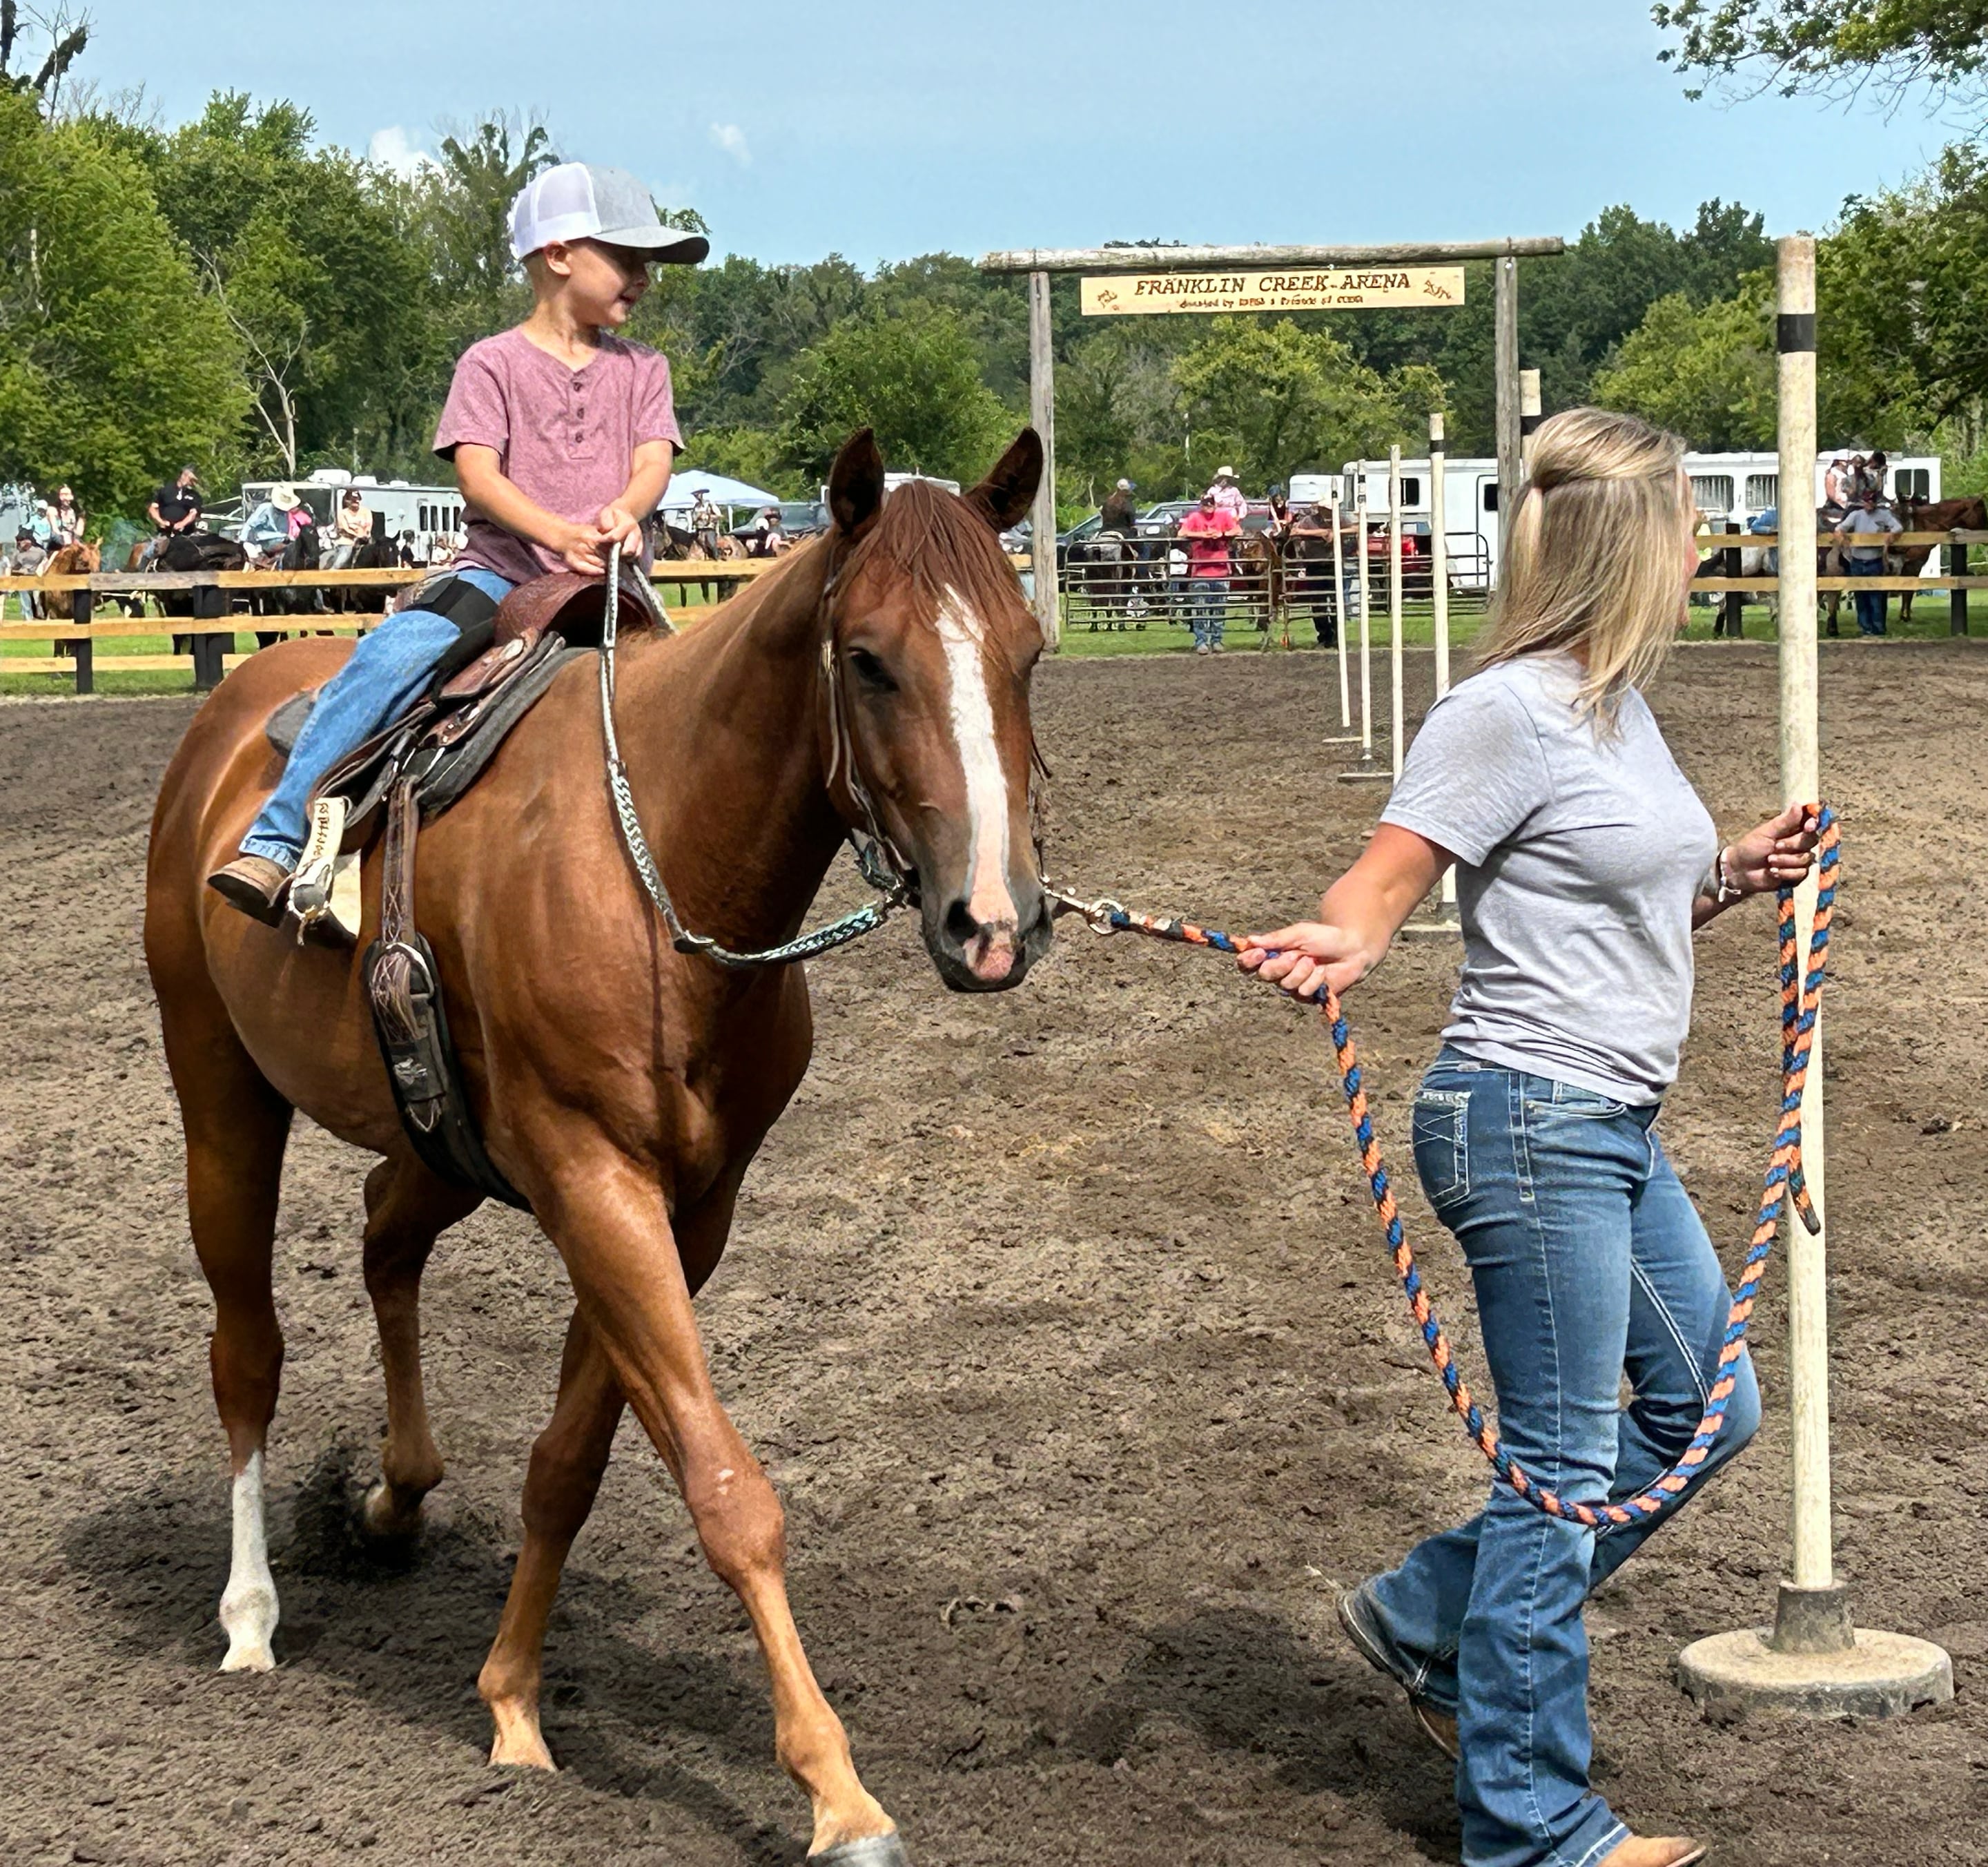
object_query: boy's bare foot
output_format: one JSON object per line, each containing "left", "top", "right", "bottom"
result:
{"left": 207, "top": 855, "right": 293, "bottom": 926}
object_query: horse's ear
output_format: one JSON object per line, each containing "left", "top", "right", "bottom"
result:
{"left": 964, "top": 428, "right": 1043, "bottom": 533}
{"left": 829, "top": 428, "right": 886, "bottom": 537}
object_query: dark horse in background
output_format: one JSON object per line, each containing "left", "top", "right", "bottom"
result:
{"left": 143, "top": 429, "right": 1051, "bottom": 1864}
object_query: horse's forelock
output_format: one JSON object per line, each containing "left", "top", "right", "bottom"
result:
{"left": 842, "top": 481, "right": 1030, "bottom": 648}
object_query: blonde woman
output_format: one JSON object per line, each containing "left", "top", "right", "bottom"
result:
{"left": 1240, "top": 409, "right": 1818, "bottom": 1867}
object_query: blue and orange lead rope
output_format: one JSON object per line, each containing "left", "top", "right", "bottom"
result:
{"left": 1050, "top": 804, "right": 1839, "bottom": 1531}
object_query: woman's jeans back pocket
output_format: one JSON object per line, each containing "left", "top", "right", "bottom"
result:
{"left": 1412, "top": 1088, "right": 1471, "bottom": 1206}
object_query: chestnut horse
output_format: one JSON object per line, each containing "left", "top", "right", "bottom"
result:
{"left": 143, "top": 429, "right": 1051, "bottom": 1863}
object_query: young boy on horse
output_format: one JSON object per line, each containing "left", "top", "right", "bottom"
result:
{"left": 208, "top": 162, "right": 708, "bottom": 923}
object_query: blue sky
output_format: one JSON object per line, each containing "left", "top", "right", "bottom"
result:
{"left": 86, "top": 1, "right": 1945, "bottom": 267}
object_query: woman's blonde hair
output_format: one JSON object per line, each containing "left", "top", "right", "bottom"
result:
{"left": 1477, "top": 406, "right": 1690, "bottom": 724}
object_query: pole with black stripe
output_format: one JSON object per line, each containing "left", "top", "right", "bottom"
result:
{"left": 1675, "top": 234, "right": 1951, "bottom": 1721}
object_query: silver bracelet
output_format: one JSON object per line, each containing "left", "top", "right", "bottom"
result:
{"left": 1715, "top": 844, "right": 1743, "bottom": 906}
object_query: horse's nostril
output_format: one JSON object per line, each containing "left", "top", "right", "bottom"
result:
{"left": 943, "top": 899, "right": 981, "bottom": 947}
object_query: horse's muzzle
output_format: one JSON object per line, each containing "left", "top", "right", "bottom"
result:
{"left": 924, "top": 875, "right": 1053, "bottom": 993}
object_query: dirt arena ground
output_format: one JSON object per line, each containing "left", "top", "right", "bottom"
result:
{"left": 2, "top": 641, "right": 1984, "bottom": 1866}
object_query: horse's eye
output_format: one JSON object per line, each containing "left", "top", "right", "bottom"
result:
{"left": 848, "top": 647, "right": 896, "bottom": 693}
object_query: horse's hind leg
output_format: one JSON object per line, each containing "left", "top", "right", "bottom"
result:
{"left": 478, "top": 1304, "right": 625, "bottom": 1769}
{"left": 159, "top": 997, "right": 295, "bottom": 1672}
{"left": 358, "top": 1154, "right": 480, "bottom": 1538}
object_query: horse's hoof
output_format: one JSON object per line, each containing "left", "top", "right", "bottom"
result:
{"left": 358, "top": 1478, "right": 429, "bottom": 1544}
{"left": 808, "top": 1836, "right": 910, "bottom": 1867}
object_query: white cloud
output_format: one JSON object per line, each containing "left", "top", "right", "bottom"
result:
{"left": 368, "top": 126, "right": 438, "bottom": 178}
{"left": 708, "top": 122, "right": 750, "bottom": 166}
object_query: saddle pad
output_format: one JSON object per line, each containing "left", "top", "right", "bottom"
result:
{"left": 420, "top": 644, "right": 587, "bottom": 818}
{"left": 266, "top": 691, "right": 315, "bottom": 757}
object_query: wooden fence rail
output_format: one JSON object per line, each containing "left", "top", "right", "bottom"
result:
{"left": 0, "top": 561, "right": 785, "bottom": 695}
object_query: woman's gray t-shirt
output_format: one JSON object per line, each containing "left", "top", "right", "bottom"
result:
{"left": 1379, "top": 655, "right": 1717, "bottom": 1105}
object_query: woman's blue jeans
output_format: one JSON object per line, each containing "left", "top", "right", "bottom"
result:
{"left": 1350, "top": 1049, "right": 1761, "bottom": 1867}
{"left": 240, "top": 567, "right": 514, "bottom": 866}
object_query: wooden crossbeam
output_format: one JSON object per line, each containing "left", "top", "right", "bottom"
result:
{"left": 1692, "top": 576, "right": 1988, "bottom": 593}
{"left": 1693, "top": 530, "right": 1988, "bottom": 549}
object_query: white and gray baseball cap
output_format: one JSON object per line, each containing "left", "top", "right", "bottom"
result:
{"left": 509, "top": 162, "right": 710, "bottom": 264}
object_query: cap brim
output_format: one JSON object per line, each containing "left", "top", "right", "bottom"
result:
{"left": 596, "top": 226, "right": 710, "bottom": 264}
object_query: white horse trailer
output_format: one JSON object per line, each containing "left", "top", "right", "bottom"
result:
{"left": 235, "top": 467, "right": 469, "bottom": 563}
{"left": 1299, "top": 449, "right": 1944, "bottom": 590}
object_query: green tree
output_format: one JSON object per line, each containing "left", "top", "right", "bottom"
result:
{"left": 1655, "top": 1, "right": 1988, "bottom": 111}
{"left": 776, "top": 300, "right": 1014, "bottom": 484}
{"left": 1818, "top": 145, "right": 1988, "bottom": 440}
{"left": 0, "top": 90, "right": 246, "bottom": 517}
{"left": 131, "top": 93, "right": 433, "bottom": 478}
{"left": 1171, "top": 319, "right": 1443, "bottom": 490}
{"left": 1590, "top": 283, "right": 1777, "bottom": 448}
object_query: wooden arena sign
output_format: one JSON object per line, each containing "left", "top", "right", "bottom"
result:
{"left": 1080, "top": 266, "right": 1466, "bottom": 316}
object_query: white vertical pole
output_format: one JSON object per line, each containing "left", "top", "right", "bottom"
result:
{"left": 1676, "top": 232, "right": 1948, "bottom": 1716}
{"left": 1356, "top": 475, "right": 1372, "bottom": 760}
{"left": 1389, "top": 445, "right": 1405, "bottom": 784}
{"left": 1494, "top": 255, "right": 1520, "bottom": 569}
{"left": 1325, "top": 491, "right": 1356, "bottom": 743}
{"left": 1027, "top": 270, "right": 1060, "bottom": 652}
{"left": 1775, "top": 233, "right": 1833, "bottom": 1597}
{"left": 1519, "top": 367, "right": 1543, "bottom": 464}
{"left": 1430, "top": 412, "right": 1456, "bottom": 912}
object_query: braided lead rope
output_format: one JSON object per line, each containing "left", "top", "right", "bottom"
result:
{"left": 596, "top": 542, "right": 912, "bottom": 969}
{"left": 1044, "top": 804, "right": 1840, "bottom": 1531}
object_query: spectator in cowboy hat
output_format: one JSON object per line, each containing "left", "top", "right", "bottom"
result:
{"left": 240, "top": 483, "right": 300, "bottom": 565}
{"left": 1205, "top": 465, "right": 1248, "bottom": 523}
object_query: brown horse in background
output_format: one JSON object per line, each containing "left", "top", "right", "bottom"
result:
{"left": 143, "top": 429, "right": 1051, "bottom": 1863}
{"left": 1891, "top": 494, "right": 1988, "bottom": 623}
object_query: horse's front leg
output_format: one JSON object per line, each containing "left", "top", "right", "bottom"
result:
{"left": 528, "top": 1146, "right": 901, "bottom": 1862}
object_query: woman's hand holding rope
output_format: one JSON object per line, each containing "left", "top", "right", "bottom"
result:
{"left": 1236, "top": 822, "right": 1450, "bottom": 1003}
{"left": 1722, "top": 802, "right": 1822, "bottom": 897}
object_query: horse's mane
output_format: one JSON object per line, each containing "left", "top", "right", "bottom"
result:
{"left": 690, "top": 478, "right": 1025, "bottom": 650}
{"left": 841, "top": 478, "right": 1026, "bottom": 635}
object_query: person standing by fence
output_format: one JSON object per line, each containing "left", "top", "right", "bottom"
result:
{"left": 1239, "top": 408, "right": 1818, "bottom": 1867}
{"left": 1178, "top": 490, "right": 1238, "bottom": 655}
{"left": 1835, "top": 489, "right": 1902, "bottom": 637}
{"left": 1205, "top": 465, "right": 1247, "bottom": 524}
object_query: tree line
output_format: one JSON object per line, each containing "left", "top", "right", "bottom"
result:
{"left": 4, "top": 3, "right": 1986, "bottom": 530}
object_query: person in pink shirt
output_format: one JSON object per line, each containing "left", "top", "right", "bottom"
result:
{"left": 1178, "top": 491, "right": 1241, "bottom": 653}
{"left": 211, "top": 162, "right": 708, "bottom": 925}
{"left": 1205, "top": 465, "right": 1249, "bottom": 523}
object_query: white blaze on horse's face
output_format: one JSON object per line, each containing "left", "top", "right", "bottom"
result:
{"left": 936, "top": 585, "right": 1018, "bottom": 981}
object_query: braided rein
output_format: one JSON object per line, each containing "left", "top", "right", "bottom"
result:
{"left": 1045, "top": 804, "right": 1840, "bottom": 1532}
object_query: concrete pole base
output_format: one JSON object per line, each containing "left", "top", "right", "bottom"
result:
{"left": 1677, "top": 1582, "right": 1952, "bottom": 1722}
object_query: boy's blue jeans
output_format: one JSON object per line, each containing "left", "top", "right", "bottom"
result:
{"left": 241, "top": 568, "right": 514, "bottom": 867}
{"left": 1349, "top": 1049, "right": 1761, "bottom": 1867}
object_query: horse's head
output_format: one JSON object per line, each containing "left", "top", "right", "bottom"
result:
{"left": 820, "top": 427, "right": 1051, "bottom": 993}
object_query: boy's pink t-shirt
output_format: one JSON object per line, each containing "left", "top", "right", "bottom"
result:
{"left": 433, "top": 326, "right": 683, "bottom": 584}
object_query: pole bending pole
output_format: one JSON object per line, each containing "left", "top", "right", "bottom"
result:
{"left": 1494, "top": 258, "right": 1520, "bottom": 570}
{"left": 1675, "top": 234, "right": 1949, "bottom": 1721}
{"left": 1325, "top": 492, "right": 1357, "bottom": 744}
{"left": 1428, "top": 413, "right": 1459, "bottom": 919}
{"left": 1339, "top": 474, "right": 1387, "bottom": 783}
{"left": 1389, "top": 446, "right": 1405, "bottom": 784}
{"left": 1027, "top": 271, "right": 1060, "bottom": 652}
